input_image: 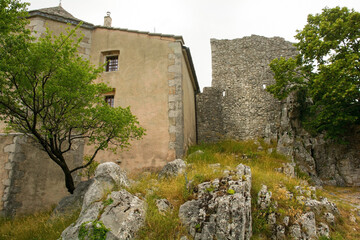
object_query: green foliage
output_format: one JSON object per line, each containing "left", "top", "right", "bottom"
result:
{"left": 0, "top": 0, "right": 29, "bottom": 37}
{"left": 195, "top": 223, "right": 201, "bottom": 232}
{"left": 251, "top": 207, "right": 272, "bottom": 237}
{"left": 205, "top": 186, "right": 215, "bottom": 193}
{"left": 78, "top": 220, "right": 110, "bottom": 240}
{"left": 102, "top": 197, "right": 114, "bottom": 207}
{"left": 0, "top": 5, "right": 145, "bottom": 193}
{"left": 267, "top": 7, "right": 360, "bottom": 139}
{"left": 79, "top": 156, "right": 100, "bottom": 180}
{"left": 227, "top": 189, "right": 235, "bottom": 195}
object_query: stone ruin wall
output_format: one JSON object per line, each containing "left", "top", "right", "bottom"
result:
{"left": 197, "top": 35, "right": 360, "bottom": 187}
{"left": 197, "top": 35, "right": 297, "bottom": 142}
{"left": 0, "top": 134, "right": 83, "bottom": 217}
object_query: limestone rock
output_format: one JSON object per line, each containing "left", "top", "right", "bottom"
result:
{"left": 94, "top": 162, "right": 129, "bottom": 187}
{"left": 158, "top": 159, "right": 186, "bottom": 179}
{"left": 304, "top": 197, "right": 339, "bottom": 214}
{"left": 179, "top": 164, "right": 252, "bottom": 240}
{"left": 267, "top": 213, "right": 276, "bottom": 226}
{"left": 99, "top": 191, "right": 146, "bottom": 239}
{"left": 274, "top": 224, "right": 286, "bottom": 240}
{"left": 275, "top": 162, "right": 296, "bottom": 178}
{"left": 298, "top": 212, "right": 317, "bottom": 239}
{"left": 324, "top": 212, "right": 335, "bottom": 224}
{"left": 283, "top": 216, "right": 290, "bottom": 226}
{"left": 317, "top": 222, "right": 330, "bottom": 238}
{"left": 61, "top": 189, "right": 146, "bottom": 240}
{"left": 52, "top": 179, "right": 93, "bottom": 216}
{"left": 82, "top": 162, "right": 129, "bottom": 211}
{"left": 61, "top": 163, "right": 145, "bottom": 240}
{"left": 156, "top": 198, "right": 173, "bottom": 215}
{"left": 289, "top": 224, "right": 302, "bottom": 240}
{"left": 257, "top": 185, "right": 272, "bottom": 209}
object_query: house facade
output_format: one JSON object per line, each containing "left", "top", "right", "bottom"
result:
{"left": 28, "top": 6, "right": 199, "bottom": 170}
{"left": 0, "top": 5, "right": 199, "bottom": 216}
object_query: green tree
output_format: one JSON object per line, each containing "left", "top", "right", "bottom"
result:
{"left": 267, "top": 7, "right": 360, "bottom": 139}
{"left": 0, "top": 0, "right": 29, "bottom": 36}
{"left": 0, "top": 3, "right": 145, "bottom": 194}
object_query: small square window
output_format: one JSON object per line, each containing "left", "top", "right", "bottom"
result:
{"left": 105, "top": 56, "right": 118, "bottom": 72}
{"left": 105, "top": 95, "right": 114, "bottom": 107}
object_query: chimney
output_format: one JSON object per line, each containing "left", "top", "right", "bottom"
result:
{"left": 104, "top": 11, "right": 112, "bottom": 27}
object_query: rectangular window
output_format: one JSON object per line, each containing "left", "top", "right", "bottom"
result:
{"left": 105, "top": 95, "right": 114, "bottom": 107}
{"left": 105, "top": 55, "right": 118, "bottom": 72}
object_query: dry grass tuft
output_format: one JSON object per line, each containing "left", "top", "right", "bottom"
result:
{"left": 0, "top": 209, "right": 79, "bottom": 240}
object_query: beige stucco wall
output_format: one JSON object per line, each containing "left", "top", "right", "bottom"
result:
{"left": 27, "top": 17, "right": 92, "bottom": 59}
{"left": 85, "top": 28, "right": 177, "bottom": 171}
{"left": 182, "top": 54, "right": 197, "bottom": 153}
{"left": 0, "top": 135, "right": 83, "bottom": 216}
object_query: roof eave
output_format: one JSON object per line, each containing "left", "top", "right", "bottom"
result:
{"left": 28, "top": 10, "right": 94, "bottom": 29}
{"left": 182, "top": 46, "right": 200, "bottom": 94}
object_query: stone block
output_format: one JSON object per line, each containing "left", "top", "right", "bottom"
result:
{"left": 4, "top": 144, "right": 15, "bottom": 153}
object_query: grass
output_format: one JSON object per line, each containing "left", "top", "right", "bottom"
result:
{"left": 1, "top": 139, "right": 359, "bottom": 239}
{"left": 0, "top": 209, "right": 80, "bottom": 240}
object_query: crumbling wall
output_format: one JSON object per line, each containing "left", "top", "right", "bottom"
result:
{"left": 197, "top": 35, "right": 297, "bottom": 142}
{"left": 0, "top": 134, "right": 83, "bottom": 217}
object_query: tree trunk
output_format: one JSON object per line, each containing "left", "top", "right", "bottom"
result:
{"left": 63, "top": 167, "right": 75, "bottom": 194}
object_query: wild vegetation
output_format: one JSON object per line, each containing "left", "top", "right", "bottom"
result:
{"left": 1, "top": 140, "right": 358, "bottom": 239}
{"left": 267, "top": 7, "right": 360, "bottom": 139}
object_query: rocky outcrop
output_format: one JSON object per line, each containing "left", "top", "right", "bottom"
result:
{"left": 179, "top": 164, "right": 252, "bottom": 240}
{"left": 258, "top": 184, "right": 338, "bottom": 240}
{"left": 257, "top": 185, "right": 272, "bottom": 210}
{"left": 61, "top": 162, "right": 146, "bottom": 240}
{"left": 278, "top": 93, "right": 360, "bottom": 187}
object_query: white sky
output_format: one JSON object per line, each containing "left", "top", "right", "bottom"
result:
{"left": 27, "top": 0, "right": 360, "bottom": 90}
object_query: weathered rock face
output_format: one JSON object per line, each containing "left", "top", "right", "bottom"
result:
{"left": 158, "top": 158, "right": 186, "bottom": 179}
{"left": 179, "top": 164, "right": 252, "bottom": 240}
{"left": 258, "top": 184, "right": 337, "bottom": 240}
{"left": 257, "top": 185, "right": 272, "bottom": 210}
{"left": 61, "top": 189, "right": 146, "bottom": 240}
{"left": 61, "top": 162, "right": 146, "bottom": 240}
{"left": 278, "top": 92, "right": 360, "bottom": 186}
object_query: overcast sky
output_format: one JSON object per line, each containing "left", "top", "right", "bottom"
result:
{"left": 27, "top": 0, "right": 360, "bottom": 90}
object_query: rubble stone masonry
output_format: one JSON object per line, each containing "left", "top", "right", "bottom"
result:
{"left": 197, "top": 35, "right": 297, "bottom": 142}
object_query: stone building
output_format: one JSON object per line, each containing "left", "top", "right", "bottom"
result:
{"left": 0, "top": 5, "right": 199, "bottom": 216}
{"left": 197, "top": 35, "right": 297, "bottom": 143}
